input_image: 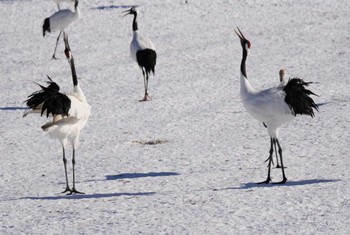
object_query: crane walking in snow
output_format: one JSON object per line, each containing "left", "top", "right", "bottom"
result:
{"left": 43, "top": 0, "right": 80, "bottom": 59}
{"left": 124, "top": 7, "right": 157, "bottom": 101}
{"left": 235, "top": 27, "right": 319, "bottom": 184}
{"left": 24, "top": 33, "right": 91, "bottom": 194}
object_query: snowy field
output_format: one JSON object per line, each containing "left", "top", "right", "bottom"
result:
{"left": 1, "top": 0, "right": 350, "bottom": 234}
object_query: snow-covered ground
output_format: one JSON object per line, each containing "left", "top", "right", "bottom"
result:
{"left": 1, "top": 0, "right": 350, "bottom": 234}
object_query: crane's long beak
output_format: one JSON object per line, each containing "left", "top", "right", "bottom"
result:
{"left": 234, "top": 27, "right": 246, "bottom": 41}
{"left": 122, "top": 9, "right": 131, "bottom": 17}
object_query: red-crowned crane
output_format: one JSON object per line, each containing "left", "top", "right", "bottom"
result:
{"left": 23, "top": 33, "right": 91, "bottom": 194}
{"left": 235, "top": 28, "right": 319, "bottom": 184}
{"left": 123, "top": 7, "right": 157, "bottom": 102}
{"left": 43, "top": 0, "right": 80, "bottom": 59}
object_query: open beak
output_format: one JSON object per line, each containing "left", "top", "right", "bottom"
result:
{"left": 234, "top": 27, "right": 246, "bottom": 41}
{"left": 122, "top": 9, "right": 131, "bottom": 17}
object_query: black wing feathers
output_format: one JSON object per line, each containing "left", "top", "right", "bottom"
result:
{"left": 136, "top": 49, "right": 157, "bottom": 75}
{"left": 284, "top": 78, "right": 319, "bottom": 117}
{"left": 25, "top": 76, "right": 71, "bottom": 117}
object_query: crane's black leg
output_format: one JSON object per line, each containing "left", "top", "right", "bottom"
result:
{"left": 274, "top": 139, "right": 287, "bottom": 184}
{"left": 68, "top": 149, "right": 84, "bottom": 195}
{"left": 61, "top": 147, "right": 71, "bottom": 193}
{"left": 140, "top": 68, "right": 151, "bottom": 101}
{"left": 273, "top": 140, "right": 281, "bottom": 168}
{"left": 257, "top": 138, "right": 273, "bottom": 184}
{"left": 52, "top": 31, "right": 62, "bottom": 59}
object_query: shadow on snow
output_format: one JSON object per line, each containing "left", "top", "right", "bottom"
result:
{"left": 21, "top": 192, "right": 155, "bottom": 200}
{"left": 90, "top": 5, "right": 139, "bottom": 11}
{"left": 0, "top": 106, "right": 27, "bottom": 111}
{"left": 105, "top": 172, "right": 180, "bottom": 180}
{"left": 222, "top": 178, "right": 341, "bottom": 190}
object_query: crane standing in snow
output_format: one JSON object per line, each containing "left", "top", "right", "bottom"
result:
{"left": 124, "top": 7, "right": 157, "bottom": 101}
{"left": 43, "top": 0, "right": 80, "bottom": 59}
{"left": 235, "top": 28, "right": 318, "bottom": 184}
{"left": 24, "top": 33, "right": 91, "bottom": 194}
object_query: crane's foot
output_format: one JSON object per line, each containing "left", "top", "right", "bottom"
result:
{"left": 67, "top": 188, "right": 85, "bottom": 195}
{"left": 139, "top": 94, "right": 152, "bottom": 102}
{"left": 51, "top": 55, "right": 58, "bottom": 60}
{"left": 257, "top": 177, "right": 271, "bottom": 184}
{"left": 272, "top": 177, "right": 287, "bottom": 184}
{"left": 61, "top": 186, "right": 72, "bottom": 194}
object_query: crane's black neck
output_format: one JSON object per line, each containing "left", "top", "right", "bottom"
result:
{"left": 132, "top": 12, "right": 138, "bottom": 31}
{"left": 241, "top": 47, "right": 248, "bottom": 78}
{"left": 70, "top": 57, "right": 78, "bottom": 86}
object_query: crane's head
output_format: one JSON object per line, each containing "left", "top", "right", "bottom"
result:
{"left": 123, "top": 6, "right": 138, "bottom": 17}
{"left": 234, "top": 27, "right": 251, "bottom": 52}
{"left": 63, "top": 33, "right": 72, "bottom": 61}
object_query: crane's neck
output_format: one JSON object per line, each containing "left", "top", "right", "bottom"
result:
{"left": 240, "top": 47, "right": 248, "bottom": 78}
{"left": 132, "top": 13, "right": 138, "bottom": 31}
{"left": 70, "top": 58, "right": 88, "bottom": 103}
{"left": 74, "top": 1, "right": 80, "bottom": 18}
{"left": 240, "top": 46, "right": 256, "bottom": 96}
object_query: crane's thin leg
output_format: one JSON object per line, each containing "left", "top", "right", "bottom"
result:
{"left": 52, "top": 31, "right": 62, "bottom": 60}
{"left": 257, "top": 138, "right": 273, "bottom": 184}
{"left": 68, "top": 149, "right": 85, "bottom": 195}
{"left": 274, "top": 139, "right": 287, "bottom": 184}
{"left": 61, "top": 147, "right": 71, "bottom": 193}
{"left": 140, "top": 69, "right": 151, "bottom": 102}
{"left": 273, "top": 140, "right": 281, "bottom": 168}
{"left": 57, "top": 3, "right": 60, "bottom": 10}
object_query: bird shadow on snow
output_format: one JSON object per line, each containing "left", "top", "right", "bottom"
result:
{"left": 20, "top": 192, "right": 156, "bottom": 201}
{"left": 0, "top": 106, "right": 27, "bottom": 111}
{"left": 222, "top": 179, "right": 341, "bottom": 190}
{"left": 105, "top": 172, "right": 180, "bottom": 180}
{"left": 90, "top": 4, "right": 139, "bottom": 11}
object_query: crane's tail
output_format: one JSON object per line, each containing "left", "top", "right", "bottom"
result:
{"left": 284, "top": 78, "right": 319, "bottom": 117}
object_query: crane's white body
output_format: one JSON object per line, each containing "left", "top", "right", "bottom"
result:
{"left": 240, "top": 74, "right": 294, "bottom": 138}
{"left": 48, "top": 7, "right": 80, "bottom": 33}
{"left": 130, "top": 31, "right": 155, "bottom": 62}
{"left": 43, "top": 85, "right": 91, "bottom": 149}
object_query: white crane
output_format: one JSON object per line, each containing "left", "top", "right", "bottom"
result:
{"left": 43, "top": 0, "right": 80, "bottom": 59}
{"left": 235, "top": 28, "right": 319, "bottom": 184}
{"left": 123, "top": 7, "right": 157, "bottom": 102}
{"left": 23, "top": 33, "right": 91, "bottom": 194}
{"left": 52, "top": 0, "right": 75, "bottom": 10}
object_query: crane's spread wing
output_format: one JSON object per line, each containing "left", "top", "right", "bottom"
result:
{"left": 24, "top": 76, "right": 71, "bottom": 118}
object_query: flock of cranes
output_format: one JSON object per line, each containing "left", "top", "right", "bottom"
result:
{"left": 23, "top": 1, "right": 318, "bottom": 194}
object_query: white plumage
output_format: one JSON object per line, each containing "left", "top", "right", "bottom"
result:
{"left": 24, "top": 33, "right": 90, "bottom": 194}
{"left": 235, "top": 27, "right": 318, "bottom": 184}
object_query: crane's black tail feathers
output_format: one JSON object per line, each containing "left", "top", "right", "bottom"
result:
{"left": 42, "top": 18, "right": 51, "bottom": 37}
{"left": 284, "top": 78, "right": 319, "bottom": 117}
{"left": 25, "top": 76, "right": 71, "bottom": 117}
{"left": 136, "top": 49, "right": 157, "bottom": 75}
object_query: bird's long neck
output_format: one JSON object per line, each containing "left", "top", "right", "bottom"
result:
{"left": 70, "top": 58, "right": 87, "bottom": 103}
{"left": 240, "top": 46, "right": 255, "bottom": 95}
{"left": 132, "top": 13, "right": 138, "bottom": 31}
{"left": 74, "top": 1, "right": 80, "bottom": 17}
{"left": 240, "top": 47, "right": 248, "bottom": 79}
{"left": 70, "top": 57, "right": 78, "bottom": 87}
